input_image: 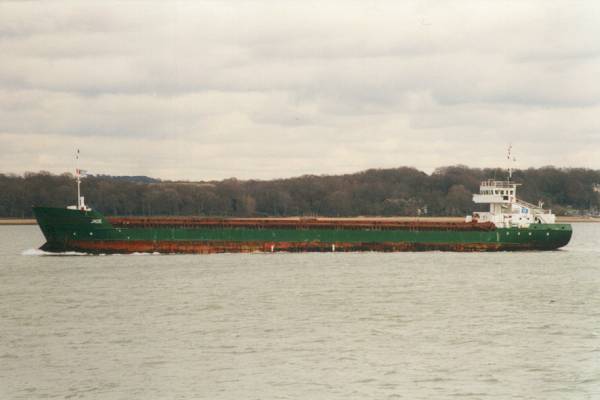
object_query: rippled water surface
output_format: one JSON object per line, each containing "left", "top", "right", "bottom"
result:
{"left": 1, "top": 224, "right": 599, "bottom": 399}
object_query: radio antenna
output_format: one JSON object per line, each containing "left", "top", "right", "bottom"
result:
{"left": 506, "top": 144, "right": 516, "bottom": 181}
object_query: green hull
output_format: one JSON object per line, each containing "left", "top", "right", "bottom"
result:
{"left": 33, "top": 207, "right": 573, "bottom": 254}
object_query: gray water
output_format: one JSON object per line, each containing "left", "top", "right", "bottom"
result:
{"left": 0, "top": 225, "right": 599, "bottom": 400}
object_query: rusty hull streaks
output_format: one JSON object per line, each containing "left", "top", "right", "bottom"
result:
{"left": 64, "top": 239, "right": 541, "bottom": 254}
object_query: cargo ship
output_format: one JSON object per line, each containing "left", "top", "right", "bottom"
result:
{"left": 32, "top": 169, "right": 572, "bottom": 254}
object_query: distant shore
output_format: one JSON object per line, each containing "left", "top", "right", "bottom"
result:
{"left": 1, "top": 216, "right": 598, "bottom": 226}
{"left": 0, "top": 219, "right": 37, "bottom": 225}
{"left": 556, "top": 216, "right": 600, "bottom": 223}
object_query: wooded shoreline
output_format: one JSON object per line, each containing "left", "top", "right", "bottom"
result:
{"left": 2, "top": 167, "right": 599, "bottom": 219}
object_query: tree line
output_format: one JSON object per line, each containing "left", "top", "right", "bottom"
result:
{"left": 0, "top": 166, "right": 599, "bottom": 218}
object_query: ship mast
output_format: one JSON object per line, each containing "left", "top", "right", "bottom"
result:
{"left": 74, "top": 149, "right": 89, "bottom": 211}
{"left": 76, "top": 149, "right": 81, "bottom": 209}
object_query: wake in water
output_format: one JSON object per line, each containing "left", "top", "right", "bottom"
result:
{"left": 22, "top": 248, "right": 90, "bottom": 256}
{"left": 21, "top": 248, "right": 161, "bottom": 256}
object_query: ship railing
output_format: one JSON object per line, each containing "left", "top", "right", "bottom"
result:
{"left": 107, "top": 217, "right": 497, "bottom": 231}
{"left": 480, "top": 180, "right": 519, "bottom": 188}
{"left": 515, "top": 198, "right": 550, "bottom": 213}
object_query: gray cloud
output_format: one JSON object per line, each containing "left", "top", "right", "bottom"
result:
{"left": 0, "top": 0, "right": 599, "bottom": 180}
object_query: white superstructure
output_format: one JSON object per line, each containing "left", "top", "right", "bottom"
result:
{"left": 469, "top": 179, "right": 555, "bottom": 228}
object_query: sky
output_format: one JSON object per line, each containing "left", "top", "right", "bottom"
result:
{"left": 0, "top": 1, "right": 599, "bottom": 180}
